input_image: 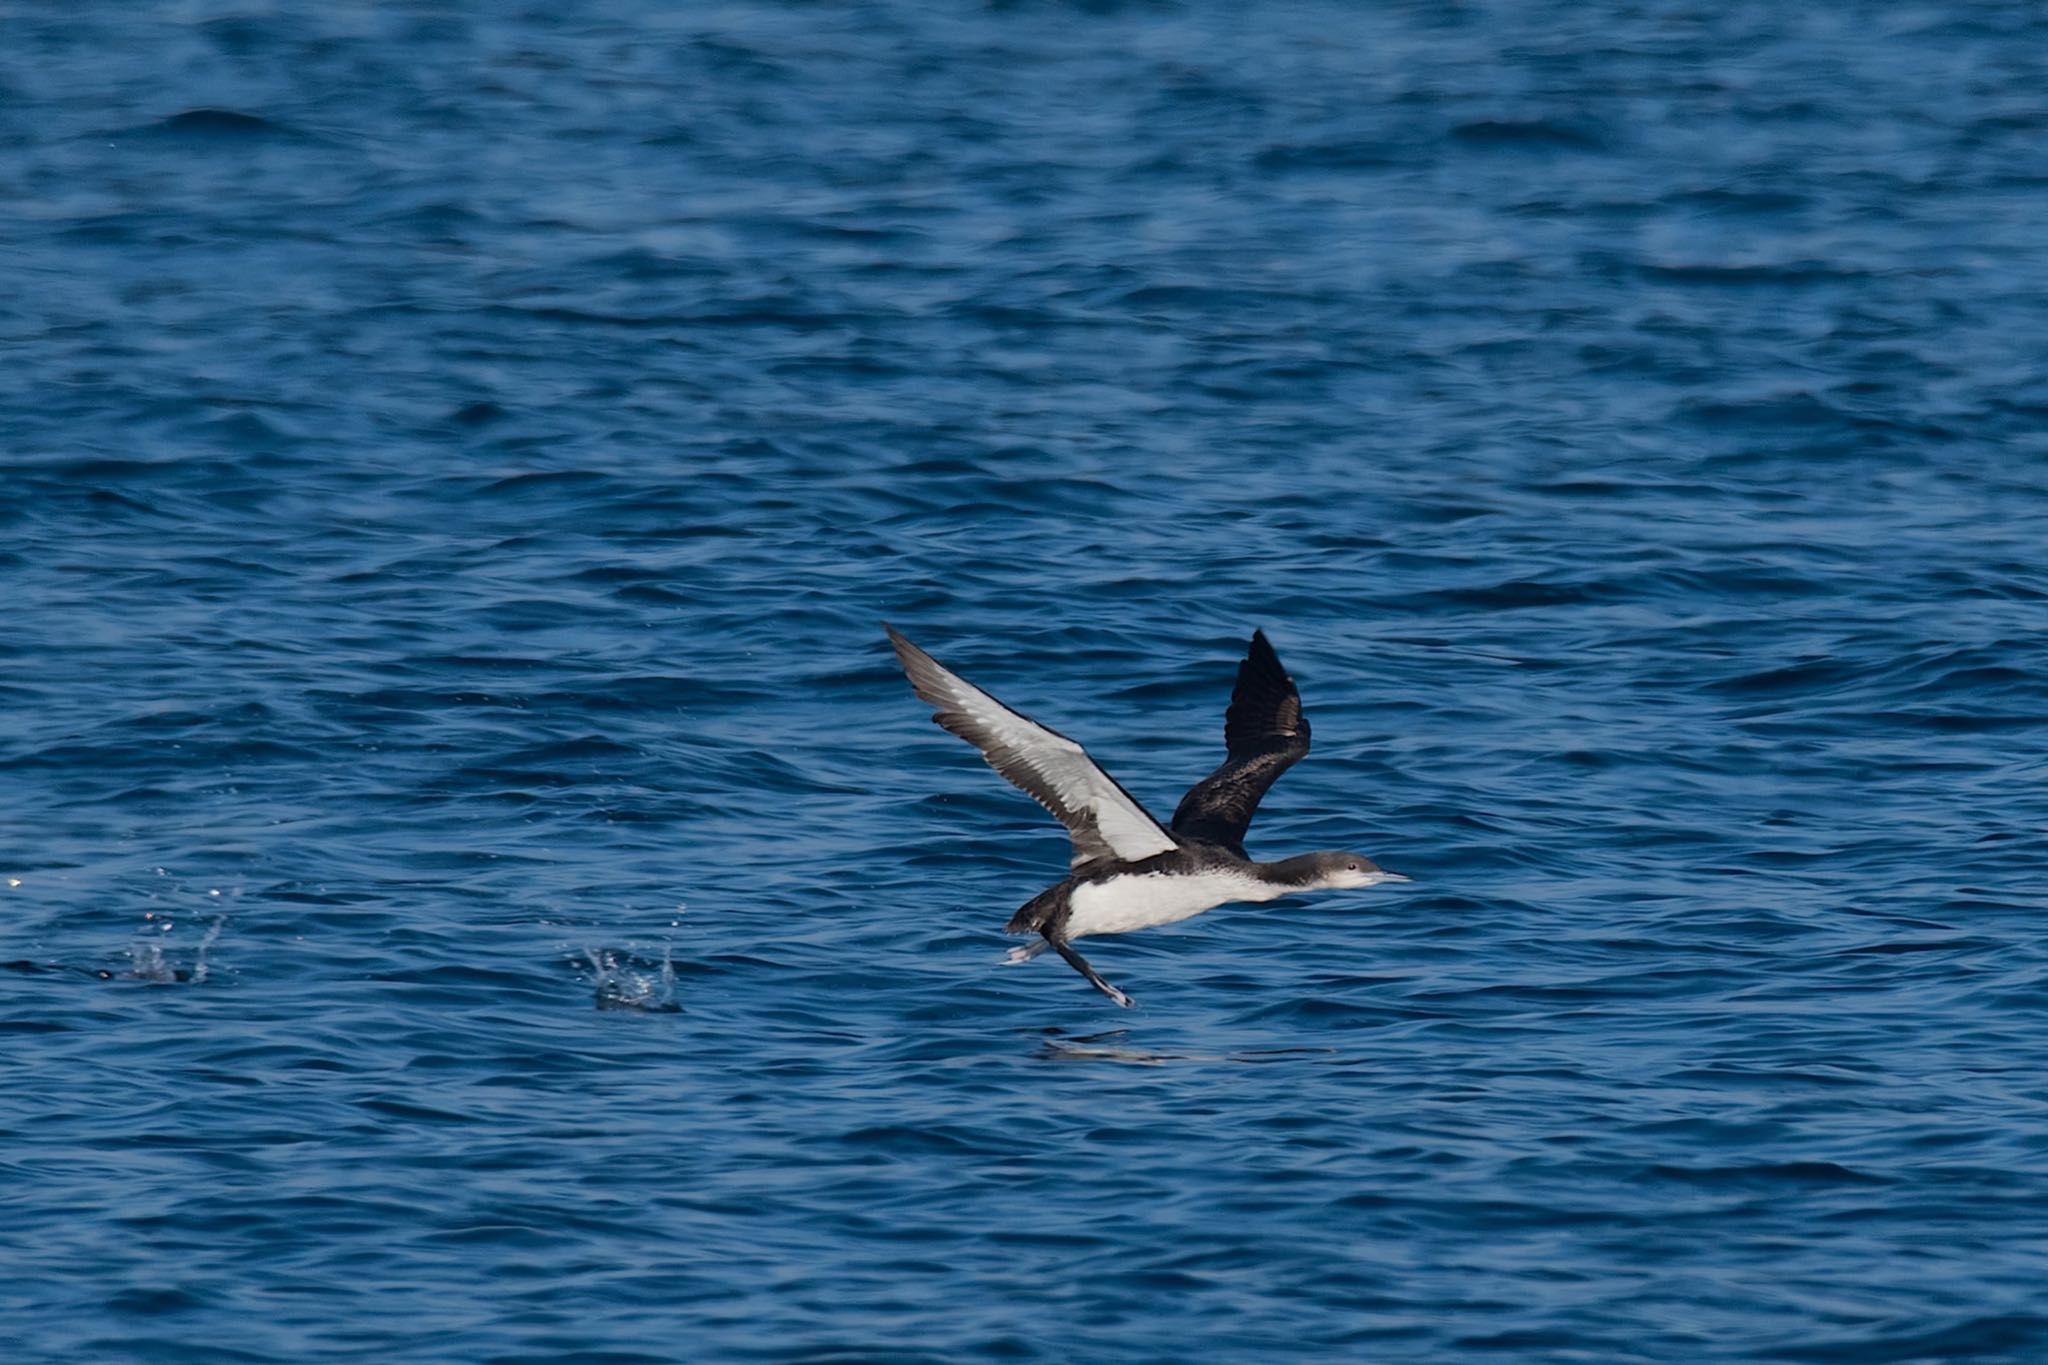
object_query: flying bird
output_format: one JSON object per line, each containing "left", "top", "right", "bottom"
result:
{"left": 885, "top": 625, "right": 1406, "bottom": 1007}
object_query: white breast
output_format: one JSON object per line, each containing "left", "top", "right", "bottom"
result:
{"left": 1064, "top": 871, "right": 1280, "bottom": 939}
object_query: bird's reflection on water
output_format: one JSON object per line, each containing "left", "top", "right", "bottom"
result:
{"left": 1035, "top": 1028, "right": 1333, "bottom": 1066}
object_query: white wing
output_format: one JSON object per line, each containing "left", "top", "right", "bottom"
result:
{"left": 886, "top": 625, "right": 1179, "bottom": 869}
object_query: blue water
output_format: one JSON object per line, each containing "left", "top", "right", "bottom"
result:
{"left": 5, "top": 3, "right": 2048, "bottom": 1361}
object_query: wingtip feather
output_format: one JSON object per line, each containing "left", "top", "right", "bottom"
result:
{"left": 885, "top": 623, "right": 938, "bottom": 673}
{"left": 1241, "top": 629, "right": 1290, "bottom": 687}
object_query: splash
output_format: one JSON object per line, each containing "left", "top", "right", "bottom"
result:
{"left": 118, "top": 913, "right": 228, "bottom": 984}
{"left": 190, "top": 914, "right": 226, "bottom": 984}
{"left": 124, "top": 940, "right": 182, "bottom": 984}
{"left": 582, "top": 945, "right": 680, "bottom": 1013}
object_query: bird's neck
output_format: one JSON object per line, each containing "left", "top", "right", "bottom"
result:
{"left": 1253, "top": 854, "right": 1331, "bottom": 890}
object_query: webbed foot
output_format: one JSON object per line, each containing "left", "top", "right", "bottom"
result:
{"left": 1048, "top": 937, "right": 1136, "bottom": 1009}
{"left": 1004, "top": 938, "right": 1051, "bottom": 965}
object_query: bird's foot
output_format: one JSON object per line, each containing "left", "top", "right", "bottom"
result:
{"left": 1004, "top": 938, "right": 1050, "bottom": 965}
{"left": 1104, "top": 984, "right": 1135, "bottom": 1009}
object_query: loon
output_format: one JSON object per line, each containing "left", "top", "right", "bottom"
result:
{"left": 885, "top": 625, "right": 1407, "bottom": 1007}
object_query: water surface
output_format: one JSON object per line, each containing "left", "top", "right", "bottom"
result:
{"left": 4, "top": 3, "right": 2047, "bottom": 1361}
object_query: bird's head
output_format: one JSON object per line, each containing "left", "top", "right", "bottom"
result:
{"left": 1275, "top": 851, "right": 1410, "bottom": 891}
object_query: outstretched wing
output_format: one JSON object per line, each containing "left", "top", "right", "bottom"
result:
{"left": 886, "top": 625, "right": 1179, "bottom": 869}
{"left": 1170, "top": 630, "right": 1310, "bottom": 855}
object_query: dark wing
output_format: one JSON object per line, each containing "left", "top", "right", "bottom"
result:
{"left": 886, "top": 625, "right": 1180, "bottom": 869}
{"left": 1169, "top": 630, "right": 1310, "bottom": 854}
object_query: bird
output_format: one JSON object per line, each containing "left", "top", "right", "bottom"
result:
{"left": 885, "top": 624, "right": 1406, "bottom": 1007}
